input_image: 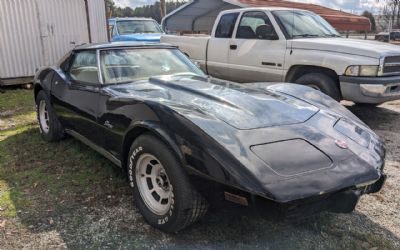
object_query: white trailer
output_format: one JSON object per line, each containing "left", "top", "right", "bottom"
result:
{"left": 0, "top": 0, "right": 108, "bottom": 85}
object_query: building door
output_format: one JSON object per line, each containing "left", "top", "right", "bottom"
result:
{"left": 36, "top": 0, "right": 90, "bottom": 66}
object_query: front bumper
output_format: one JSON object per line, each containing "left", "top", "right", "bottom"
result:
{"left": 253, "top": 174, "right": 386, "bottom": 220}
{"left": 340, "top": 75, "right": 400, "bottom": 104}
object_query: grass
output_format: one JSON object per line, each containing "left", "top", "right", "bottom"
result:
{"left": 0, "top": 89, "right": 34, "bottom": 113}
{"left": 0, "top": 89, "right": 126, "bottom": 221}
{"left": 0, "top": 89, "right": 36, "bottom": 132}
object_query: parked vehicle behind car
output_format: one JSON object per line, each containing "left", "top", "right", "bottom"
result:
{"left": 34, "top": 42, "right": 386, "bottom": 232}
{"left": 109, "top": 17, "right": 163, "bottom": 42}
{"left": 375, "top": 31, "right": 400, "bottom": 42}
{"left": 161, "top": 7, "right": 400, "bottom": 105}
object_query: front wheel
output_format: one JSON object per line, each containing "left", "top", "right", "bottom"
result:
{"left": 127, "top": 134, "right": 208, "bottom": 233}
{"left": 295, "top": 73, "right": 341, "bottom": 101}
{"left": 36, "top": 90, "right": 64, "bottom": 142}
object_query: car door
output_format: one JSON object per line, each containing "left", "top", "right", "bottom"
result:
{"left": 228, "top": 11, "right": 286, "bottom": 82}
{"left": 207, "top": 12, "right": 239, "bottom": 80}
{"left": 51, "top": 50, "right": 103, "bottom": 145}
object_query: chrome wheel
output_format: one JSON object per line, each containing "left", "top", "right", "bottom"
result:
{"left": 38, "top": 100, "right": 50, "bottom": 133}
{"left": 135, "top": 153, "right": 173, "bottom": 215}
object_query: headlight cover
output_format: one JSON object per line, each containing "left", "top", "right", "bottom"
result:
{"left": 345, "top": 65, "right": 379, "bottom": 77}
{"left": 334, "top": 118, "right": 371, "bottom": 148}
{"left": 251, "top": 139, "right": 332, "bottom": 176}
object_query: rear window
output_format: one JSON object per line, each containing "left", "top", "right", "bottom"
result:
{"left": 215, "top": 13, "right": 239, "bottom": 38}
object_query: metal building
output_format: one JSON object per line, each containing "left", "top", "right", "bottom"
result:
{"left": 0, "top": 0, "right": 108, "bottom": 85}
{"left": 162, "top": 0, "right": 371, "bottom": 34}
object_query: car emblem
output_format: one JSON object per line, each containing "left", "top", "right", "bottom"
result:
{"left": 104, "top": 120, "right": 113, "bottom": 129}
{"left": 335, "top": 139, "right": 348, "bottom": 149}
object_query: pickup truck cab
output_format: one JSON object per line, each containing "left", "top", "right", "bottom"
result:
{"left": 161, "top": 7, "right": 400, "bottom": 104}
{"left": 109, "top": 17, "right": 163, "bottom": 42}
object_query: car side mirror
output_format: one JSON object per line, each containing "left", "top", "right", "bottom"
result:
{"left": 193, "top": 61, "right": 201, "bottom": 69}
{"left": 256, "top": 25, "right": 279, "bottom": 40}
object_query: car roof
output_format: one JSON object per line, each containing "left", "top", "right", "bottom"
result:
{"left": 109, "top": 17, "right": 156, "bottom": 21}
{"left": 73, "top": 42, "right": 176, "bottom": 51}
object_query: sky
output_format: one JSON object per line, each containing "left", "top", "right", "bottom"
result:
{"left": 113, "top": 0, "right": 385, "bottom": 13}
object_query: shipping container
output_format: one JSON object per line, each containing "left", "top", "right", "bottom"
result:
{"left": 0, "top": 0, "right": 108, "bottom": 85}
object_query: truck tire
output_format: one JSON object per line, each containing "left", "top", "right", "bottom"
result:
{"left": 35, "top": 90, "right": 65, "bottom": 142}
{"left": 127, "top": 134, "right": 208, "bottom": 233}
{"left": 295, "top": 73, "right": 341, "bottom": 101}
{"left": 354, "top": 102, "right": 381, "bottom": 107}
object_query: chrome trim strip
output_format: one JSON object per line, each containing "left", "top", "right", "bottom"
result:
{"left": 384, "top": 62, "right": 400, "bottom": 67}
{"left": 96, "top": 50, "right": 104, "bottom": 84}
{"left": 65, "top": 129, "right": 122, "bottom": 167}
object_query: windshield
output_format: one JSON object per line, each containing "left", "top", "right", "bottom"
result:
{"left": 117, "top": 20, "right": 162, "bottom": 35}
{"left": 100, "top": 48, "right": 205, "bottom": 84}
{"left": 272, "top": 10, "right": 340, "bottom": 39}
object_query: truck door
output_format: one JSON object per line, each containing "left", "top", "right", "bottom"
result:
{"left": 228, "top": 11, "right": 286, "bottom": 82}
{"left": 207, "top": 13, "right": 239, "bottom": 80}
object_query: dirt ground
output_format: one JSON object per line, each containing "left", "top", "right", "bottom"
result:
{"left": 0, "top": 89, "right": 399, "bottom": 249}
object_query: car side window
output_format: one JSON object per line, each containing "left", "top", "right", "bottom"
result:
{"left": 236, "top": 11, "right": 277, "bottom": 40}
{"left": 215, "top": 13, "right": 239, "bottom": 38}
{"left": 68, "top": 51, "right": 99, "bottom": 84}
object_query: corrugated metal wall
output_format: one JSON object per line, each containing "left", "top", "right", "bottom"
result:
{"left": 88, "top": 0, "right": 108, "bottom": 43}
{"left": 0, "top": 0, "right": 107, "bottom": 80}
{"left": 0, "top": 0, "right": 44, "bottom": 79}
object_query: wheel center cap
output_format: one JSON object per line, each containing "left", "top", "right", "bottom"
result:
{"left": 156, "top": 173, "right": 169, "bottom": 190}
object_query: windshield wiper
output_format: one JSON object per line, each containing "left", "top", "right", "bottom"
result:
{"left": 292, "top": 34, "right": 321, "bottom": 38}
{"left": 324, "top": 34, "right": 341, "bottom": 37}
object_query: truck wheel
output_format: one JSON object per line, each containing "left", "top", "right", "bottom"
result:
{"left": 295, "top": 73, "right": 341, "bottom": 101}
{"left": 127, "top": 134, "right": 208, "bottom": 233}
{"left": 35, "top": 90, "right": 64, "bottom": 142}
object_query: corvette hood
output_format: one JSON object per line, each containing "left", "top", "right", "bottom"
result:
{"left": 106, "top": 75, "right": 319, "bottom": 129}
{"left": 291, "top": 38, "right": 400, "bottom": 58}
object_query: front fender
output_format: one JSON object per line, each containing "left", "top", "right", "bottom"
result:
{"left": 285, "top": 49, "right": 380, "bottom": 76}
{"left": 33, "top": 67, "right": 56, "bottom": 100}
{"left": 122, "top": 120, "right": 186, "bottom": 169}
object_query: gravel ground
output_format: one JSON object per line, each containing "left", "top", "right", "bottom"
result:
{"left": 0, "top": 90, "right": 399, "bottom": 249}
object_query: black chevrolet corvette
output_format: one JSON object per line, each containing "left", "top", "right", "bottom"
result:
{"left": 33, "top": 42, "right": 386, "bottom": 232}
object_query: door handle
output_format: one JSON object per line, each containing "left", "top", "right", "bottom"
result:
{"left": 230, "top": 44, "right": 237, "bottom": 50}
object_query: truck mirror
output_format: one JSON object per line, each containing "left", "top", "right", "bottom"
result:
{"left": 193, "top": 61, "right": 201, "bottom": 69}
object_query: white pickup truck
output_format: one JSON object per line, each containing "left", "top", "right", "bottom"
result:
{"left": 161, "top": 7, "right": 400, "bottom": 104}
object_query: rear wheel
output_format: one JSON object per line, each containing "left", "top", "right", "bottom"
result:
{"left": 127, "top": 134, "right": 208, "bottom": 233}
{"left": 295, "top": 73, "right": 341, "bottom": 101}
{"left": 36, "top": 90, "right": 64, "bottom": 142}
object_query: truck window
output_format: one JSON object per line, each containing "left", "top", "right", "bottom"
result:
{"left": 237, "top": 11, "right": 277, "bottom": 40}
{"left": 215, "top": 13, "right": 239, "bottom": 38}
